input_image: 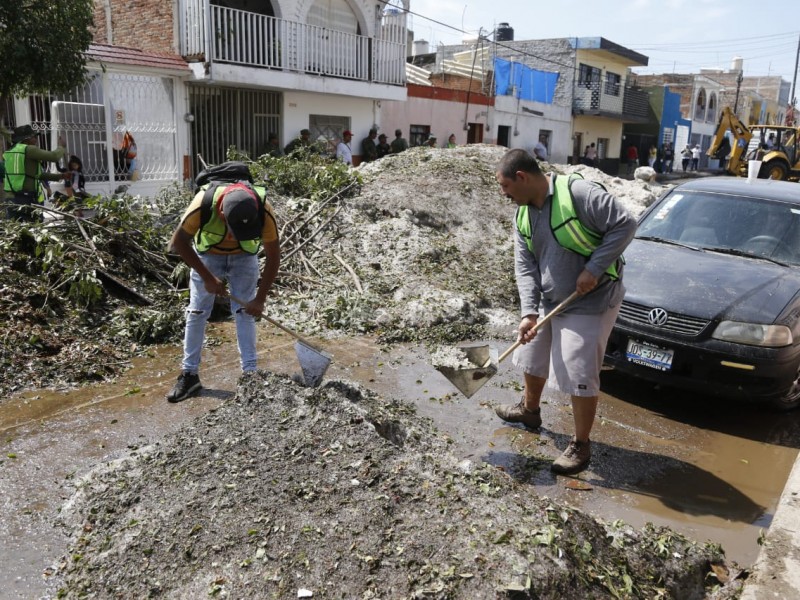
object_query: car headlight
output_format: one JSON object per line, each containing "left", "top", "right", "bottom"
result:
{"left": 712, "top": 321, "right": 793, "bottom": 347}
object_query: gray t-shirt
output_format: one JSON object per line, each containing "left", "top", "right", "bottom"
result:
{"left": 513, "top": 174, "right": 637, "bottom": 316}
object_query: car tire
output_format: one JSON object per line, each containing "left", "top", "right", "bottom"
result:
{"left": 761, "top": 161, "right": 788, "bottom": 181}
{"left": 771, "top": 365, "right": 800, "bottom": 411}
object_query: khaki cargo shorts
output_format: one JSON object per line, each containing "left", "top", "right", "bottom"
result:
{"left": 512, "top": 304, "right": 621, "bottom": 397}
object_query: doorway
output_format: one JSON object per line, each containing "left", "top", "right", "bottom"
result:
{"left": 497, "top": 125, "right": 511, "bottom": 147}
{"left": 467, "top": 123, "right": 484, "bottom": 144}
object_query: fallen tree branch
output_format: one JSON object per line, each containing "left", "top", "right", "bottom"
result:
{"left": 279, "top": 181, "right": 356, "bottom": 249}
{"left": 281, "top": 204, "right": 343, "bottom": 262}
{"left": 333, "top": 253, "right": 362, "bottom": 294}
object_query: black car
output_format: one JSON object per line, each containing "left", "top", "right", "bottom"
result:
{"left": 604, "top": 178, "right": 800, "bottom": 410}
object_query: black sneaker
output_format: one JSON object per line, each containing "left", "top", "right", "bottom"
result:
{"left": 494, "top": 399, "right": 542, "bottom": 430}
{"left": 166, "top": 371, "right": 202, "bottom": 403}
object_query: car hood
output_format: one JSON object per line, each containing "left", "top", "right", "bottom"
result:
{"left": 622, "top": 239, "right": 800, "bottom": 323}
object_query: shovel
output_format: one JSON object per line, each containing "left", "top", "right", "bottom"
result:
{"left": 229, "top": 294, "right": 333, "bottom": 387}
{"left": 436, "top": 291, "right": 580, "bottom": 399}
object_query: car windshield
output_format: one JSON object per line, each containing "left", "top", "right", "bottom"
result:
{"left": 637, "top": 189, "right": 800, "bottom": 266}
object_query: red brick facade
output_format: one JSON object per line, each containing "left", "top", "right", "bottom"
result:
{"left": 93, "top": 0, "right": 175, "bottom": 55}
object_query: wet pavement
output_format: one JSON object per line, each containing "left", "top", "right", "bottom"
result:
{"left": 2, "top": 322, "right": 799, "bottom": 598}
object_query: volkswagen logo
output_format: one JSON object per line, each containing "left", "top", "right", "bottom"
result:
{"left": 647, "top": 307, "right": 669, "bottom": 326}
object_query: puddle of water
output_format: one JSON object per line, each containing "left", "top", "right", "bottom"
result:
{"left": 1, "top": 329, "right": 798, "bottom": 597}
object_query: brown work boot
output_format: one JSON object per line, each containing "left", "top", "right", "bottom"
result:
{"left": 551, "top": 439, "right": 591, "bottom": 475}
{"left": 494, "top": 399, "right": 542, "bottom": 430}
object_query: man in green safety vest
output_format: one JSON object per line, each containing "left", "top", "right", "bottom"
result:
{"left": 2, "top": 124, "right": 66, "bottom": 221}
{"left": 167, "top": 175, "right": 281, "bottom": 403}
{"left": 493, "top": 149, "right": 636, "bottom": 475}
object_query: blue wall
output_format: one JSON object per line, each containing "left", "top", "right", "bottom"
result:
{"left": 660, "top": 87, "right": 691, "bottom": 145}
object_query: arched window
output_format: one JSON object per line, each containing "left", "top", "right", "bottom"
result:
{"left": 707, "top": 93, "right": 717, "bottom": 123}
{"left": 308, "top": 0, "right": 358, "bottom": 34}
{"left": 695, "top": 88, "right": 707, "bottom": 121}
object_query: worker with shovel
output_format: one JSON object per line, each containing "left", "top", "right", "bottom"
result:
{"left": 494, "top": 149, "right": 636, "bottom": 475}
{"left": 166, "top": 177, "right": 280, "bottom": 402}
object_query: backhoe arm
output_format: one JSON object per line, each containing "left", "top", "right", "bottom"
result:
{"left": 707, "top": 106, "right": 752, "bottom": 175}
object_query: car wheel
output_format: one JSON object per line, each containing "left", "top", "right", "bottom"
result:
{"left": 771, "top": 365, "right": 800, "bottom": 411}
{"left": 761, "top": 161, "right": 788, "bottom": 180}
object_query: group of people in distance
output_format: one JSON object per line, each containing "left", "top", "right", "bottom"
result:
{"left": 270, "top": 128, "right": 465, "bottom": 167}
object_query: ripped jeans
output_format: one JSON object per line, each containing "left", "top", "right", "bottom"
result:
{"left": 182, "top": 252, "right": 260, "bottom": 374}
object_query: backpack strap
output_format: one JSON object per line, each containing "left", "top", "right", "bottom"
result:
{"left": 200, "top": 183, "right": 222, "bottom": 227}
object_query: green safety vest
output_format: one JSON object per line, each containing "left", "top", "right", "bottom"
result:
{"left": 195, "top": 183, "right": 268, "bottom": 255}
{"left": 3, "top": 143, "right": 44, "bottom": 202}
{"left": 516, "top": 173, "right": 621, "bottom": 280}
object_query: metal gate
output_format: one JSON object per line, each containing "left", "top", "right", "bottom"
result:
{"left": 188, "top": 85, "right": 281, "bottom": 177}
{"left": 18, "top": 70, "right": 180, "bottom": 188}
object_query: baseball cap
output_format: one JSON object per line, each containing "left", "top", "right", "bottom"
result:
{"left": 343, "top": 130, "right": 353, "bottom": 137}
{"left": 221, "top": 184, "right": 262, "bottom": 240}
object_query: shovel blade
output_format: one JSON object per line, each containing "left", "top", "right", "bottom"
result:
{"left": 435, "top": 345, "right": 499, "bottom": 399}
{"left": 294, "top": 341, "right": 333, "bottom": 387}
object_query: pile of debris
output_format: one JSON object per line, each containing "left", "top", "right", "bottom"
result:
{"left": 0, "top": 194, "right": 189, "bottom": 399}
{"left": 56, "top": 372, "right": 742, "bottom": 599}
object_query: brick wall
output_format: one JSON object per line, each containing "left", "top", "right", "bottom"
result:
{"left": 93, "top": 0, "right": 175, "bottom": 55}
{"left": 429, "top": 73, "right": 483, "bottom": 93}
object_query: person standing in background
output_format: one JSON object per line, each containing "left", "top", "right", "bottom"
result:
{"left": 336, "top": 130, "right": 353, "bottom": 166}
{"left": 361, "top": 128, "right": 378, "bottom": 163}
{"left": 376, "top": 133, "right": 391, "bottom": 158}
{"left": 532, "top": 134, "right": 548, "bottom": 161}
{"left": 626, "top": 145, "right": 638, "bottom": 176}
{"left": 390, "top": 129, "right": 408, "bottom": 154}
{"left": 2, "top": 124, "right": 66, "bottom": 221}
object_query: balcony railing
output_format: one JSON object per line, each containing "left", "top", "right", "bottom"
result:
{"left": 573, "top": 81, "right": 650, "bottom": 120}
{"left": 180, "top": 0, "right": 406, "bottom": 86}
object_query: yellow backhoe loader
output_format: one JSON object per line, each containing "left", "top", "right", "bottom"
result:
{"left": 707, "top": 106, "right": 800, "bottom": 181}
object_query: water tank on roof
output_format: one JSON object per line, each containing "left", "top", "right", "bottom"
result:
{"left": 413, "top": 39, "right": 430, "bottom": 56}
{"left": 731, "top": 56, "right": 743, "bottom": 73}
{"left": 496, "top": 22, "right": 514, "bottom": 42}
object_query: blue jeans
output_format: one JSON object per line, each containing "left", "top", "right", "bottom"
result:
{"left": 182, "top": 252, "right": 260, "bottom": 374}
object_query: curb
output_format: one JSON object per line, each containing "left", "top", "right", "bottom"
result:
{"left": 740, "top": 449, "right": 800, "bottom": 599}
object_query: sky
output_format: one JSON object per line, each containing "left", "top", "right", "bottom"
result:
{"left": 404, "top": 0, "right": 800, "bottom": 93}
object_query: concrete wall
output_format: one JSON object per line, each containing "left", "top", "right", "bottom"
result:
{"left": 573, "top": 115, "right": 625, "bottom": 159}
{"left": 284, "top": 90, "right": 375, "bottom": 155}
{"left": 379, "top": 94, "right": 478, "bottom": 146}
{"left": 492, "top": 96, "right": 572, "bottom": 162}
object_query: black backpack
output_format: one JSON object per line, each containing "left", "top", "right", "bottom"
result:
{"left": 194, "top": 161, "right": 253, "bottom": 189}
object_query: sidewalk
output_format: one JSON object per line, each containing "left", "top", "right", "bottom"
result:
{"left": 740, "top": 449, "right": 800, "bottom": 599}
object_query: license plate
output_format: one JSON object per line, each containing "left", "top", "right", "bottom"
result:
{"left": 626, "top": 339, "right": 674, "bottom": 371}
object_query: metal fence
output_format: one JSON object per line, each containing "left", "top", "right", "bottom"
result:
{"left": 188, "top": 85, "right": 281, "bottom": 178}
{"left": 181, "top": 0, "right": 406, "bottom": 86}
{"left": 573, "top": 81, "right": 650, "bottom": 120}
{"left": 21, "top": 70, "right": 179, "bottom": 188}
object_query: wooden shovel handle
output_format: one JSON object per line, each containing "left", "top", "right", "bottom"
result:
{"left": 497, "top": 291, "right": 581, "bottom": 363}
{"left": 228, "top": 294, "right": 321, "bottom": 351}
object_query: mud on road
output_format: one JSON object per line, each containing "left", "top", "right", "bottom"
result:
{"left": 5, "top": 323, "right": 792, "bottom": 598}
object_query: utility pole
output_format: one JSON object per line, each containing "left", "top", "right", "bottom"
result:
{"left": 790, "top": 33, "right": 800, "bottom": 122}
{"left": 734, "top": 70, "right": 744, "bottom": 114}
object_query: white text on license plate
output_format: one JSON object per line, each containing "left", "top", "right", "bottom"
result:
{"left": 626, "top": 339, "right": 674, "bottom": 371}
